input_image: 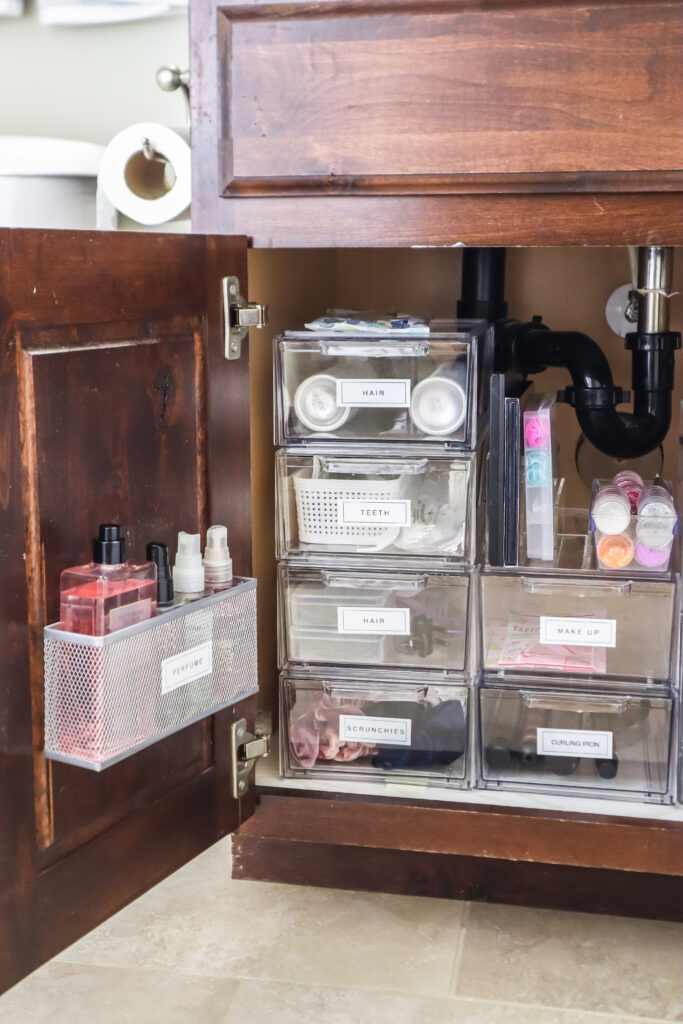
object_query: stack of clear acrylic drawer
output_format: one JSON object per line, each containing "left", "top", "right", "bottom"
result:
{"left": 275, "top": 322, "right": 492, "bottom": 790}
{"left": 477, "top": 567, "right": 680, "bottom": 803}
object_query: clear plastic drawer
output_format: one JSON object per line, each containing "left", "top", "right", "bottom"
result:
{"left": 479, "top": 568, "right": 679, "bottom": 687}
{"left": 43, "top": 580, "right": 258, "bottom": 770}
{"left": 281, "top": 672, "right": 470, "bottom": 788}
{"left": 478, "top": 684, "right": 674, "bottom": 803}
{"left": 274, "top": 324, "right": 491, "bottom": 449}
{"left": 275, "top": 449, "right": 476, "bottom": 564}
{"left": 278, "top": 564, "right": 471, "bottom": 674}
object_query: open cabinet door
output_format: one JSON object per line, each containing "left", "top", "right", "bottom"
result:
{"left": 0, "top": 229, "right": 256, "bottom": 993}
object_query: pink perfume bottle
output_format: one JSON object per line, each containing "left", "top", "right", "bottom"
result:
{"left": 60, "top": 524, "right": 157, "bottom": 636}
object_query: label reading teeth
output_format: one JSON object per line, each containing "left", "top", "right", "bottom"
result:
{"left": 340, "top": 500, "right": 411, "bottom": 526}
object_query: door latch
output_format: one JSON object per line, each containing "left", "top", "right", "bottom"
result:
{"left": 222, "top": 276, "right": 269, "bottom": 360}
{"left": 231, "top": 718, "right": 270, "bottom": 798}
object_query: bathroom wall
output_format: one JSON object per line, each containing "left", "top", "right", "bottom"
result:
{"left": 0, "top": 2, "right": 188, "bottom": 142}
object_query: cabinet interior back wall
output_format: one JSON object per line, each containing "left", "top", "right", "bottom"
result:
{"left": 249, "top": 246, "right": 683, "bottom": 718}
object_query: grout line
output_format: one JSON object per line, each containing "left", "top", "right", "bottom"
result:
{"left": 448, "top": 900, "right": 471, "bottom": 997}
{"left": 5, "top": 960, "right": 676, "bottom": 1024}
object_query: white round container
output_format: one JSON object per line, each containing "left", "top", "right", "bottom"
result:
{"left": 410, "top": 363, "right": 467, "bottom": 437}
{"left": 0, "top": 136, "right": 104, "bottom": 229}
{"left": 293, "top": 373, "right": 351, "bottom": 433}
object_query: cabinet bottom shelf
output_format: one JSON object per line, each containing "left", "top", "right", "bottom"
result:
{"left": 233, "top": 758, "right": 683, "bottom": 921}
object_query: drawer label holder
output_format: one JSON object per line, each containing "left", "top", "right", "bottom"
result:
{"left": 337, "top": 606, "right": 411, "bottom": 635}
{"left": 339, "top": 714, "right": 412, "bottom": 746}
{"left": 539, "top": 616, "right": 617, "bottom": 648}
{"left": 537, "top": 727, "right": 613, "bottom": 759}
{"left": 340, "top": 499, "right": 411, "bottom": 526}
{"left": 336, "top": 378, "right": 411, "bottom": 408}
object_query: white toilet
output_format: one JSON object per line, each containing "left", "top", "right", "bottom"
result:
{"left": 0, "top": 136, "right": 105, "bottom": 229}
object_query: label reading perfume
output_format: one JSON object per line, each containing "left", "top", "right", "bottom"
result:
{"left": 537, "top": 727, "right": 613, "bottom": 759}
{"left": 336, "top": 379, "right": 411, "bottom": 408}
{"left": 339, "top": 714, "right": 412, "bottom": 746}
{"left": 539, "top": 616, "right": 617, "bottom": 648}
{"left": 108, "top": 598, "right": 153, "bottom": 632}
{"left": 161, "top": 641, "right": 213, "bottom": 695}
{"left": 337, "top": 606, "right": 411, "bottom": 635}
{"left": 340, "top": 499, "right": 411, "bottom": 526}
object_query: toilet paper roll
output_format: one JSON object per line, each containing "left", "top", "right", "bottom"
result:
{"left": 97, "top": 122, "right": 191, "bottom": 227}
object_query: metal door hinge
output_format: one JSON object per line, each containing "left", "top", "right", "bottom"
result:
{"left": 231, "top": 717, "right": 270, "bottom": 798}
{"left": 223, "top": 276, "right": 269, "bottom": 360}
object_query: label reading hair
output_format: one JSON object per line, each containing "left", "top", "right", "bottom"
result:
{"left": 337, "top": 607, "right": 411, "bottom": 635}
{"left": 336, "top": 379, "right": 411, "bottom": 408}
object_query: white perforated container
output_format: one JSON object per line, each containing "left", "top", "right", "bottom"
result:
{"left": 43, "top": 579, "right": 258, "bottom": 771}
{"left": 293, "top": 474, "right": 404, "bottom": 548}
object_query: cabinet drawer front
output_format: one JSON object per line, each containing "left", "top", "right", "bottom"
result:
{"left": 275, "top": 329, "right": 485, "bottom": 448}
{"left": 478, "top": 685, "right": 673, "bottom": 802}
{"left": 219, "top": 1, "right": 683, "bottom": 197}
{"left": 479, "top": 569, "right": 679, "bottom": 686}
{"left": 281, "top": 672, "right": 469, "bottom": 788}
{"left": 279, "top": 564, "right": 471, "bottom": 675}
{"left": 276, "top": 450, "right": 476, "bottom": 565}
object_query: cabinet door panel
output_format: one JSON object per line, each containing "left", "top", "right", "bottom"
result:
{"left": 0, "top": 229, "right": 254, "bottom": 992}
{"left": 218, "top": 0, "right": 683, "bottom": 194}
{"left": 191, "top": 0, "right": 683, "bottom": 245}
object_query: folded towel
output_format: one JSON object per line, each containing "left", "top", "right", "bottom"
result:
{"left": 37, "top": 0, "right": 186, "bottom": 26}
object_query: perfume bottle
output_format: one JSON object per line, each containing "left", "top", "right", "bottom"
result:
{"left": 60, "top": 524, "right": 157, "bottom": 636}
{"left": 203, "top": 525, "right": 234, "bottom": 591}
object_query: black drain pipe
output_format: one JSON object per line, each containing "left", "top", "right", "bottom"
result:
{"left": 462, "top": 247, "right": 680, "bottom": 459}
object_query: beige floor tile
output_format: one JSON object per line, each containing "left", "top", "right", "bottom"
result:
{"left": 456, "top": 902, "right": 683, "bottom": 1020}
{"left": 0, "top": 962, "right": 239, "bottom": 1024}
{"left": 56, "top": 837, "right": 465, "bottom": 998}
{"left": 224, "top": 979, "right": 648, "bottom": 1024}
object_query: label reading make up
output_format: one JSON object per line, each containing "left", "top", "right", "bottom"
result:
{"left": 537, "top": 728, "right": 613, "bottom": 759}
{"left": 161, "top": 641, "right": 213, "bottom": 694}
{"left": 539, "top": 616, "right": 617, "bottom": 648}
{"left": 337, "top": 606, "right": 411, "bottom": 635}
{"left": 340, "top": 499, "right": 411, "bottom": 526}
{"left": 336, "top": 379, "right": 411, "bottom": 408}
{"left": 339, "top": 714, "right": 412, "bottom": 746}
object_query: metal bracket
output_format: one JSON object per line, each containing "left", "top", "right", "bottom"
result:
{"left": 222, "top": 276, "right": 269, "bottom": 360}
{"left": 231, "top": 717, "right": 270, "bottom": 799}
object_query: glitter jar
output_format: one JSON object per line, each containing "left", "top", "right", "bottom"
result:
{"left": 636, "top": 486, "right": 677, "bottom": 550}
{"left": 597, "top": 532, "right": 634, "bottom": 569}
{"left": 612, "top": 470, "right": 645, "bottom": 513}
{"left": 634, "top": 542, "right": 670, "bottom": 568}
{"left": 591, "top": 486, "right": 631, "bottom": 536}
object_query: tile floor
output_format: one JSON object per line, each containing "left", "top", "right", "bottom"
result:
{"left": 1, "top": 837, "right": 681, "bottom": 1023}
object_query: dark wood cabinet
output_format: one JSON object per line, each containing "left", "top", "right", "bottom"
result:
{"left": 189, "top": 0, "right": 683, "bottom": 928}
{"left": 191, "top": 0, "right": 683, "bottom": 245}
{"left": 4, "top": 0, "right": 683, "bottom": 997}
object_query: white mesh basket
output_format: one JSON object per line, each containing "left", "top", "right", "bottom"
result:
{"left": 43, "top": 579, "right": 258, "bottom": 771}
{"left": 293, "top": 475, "right": 404, "bottom": 548}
